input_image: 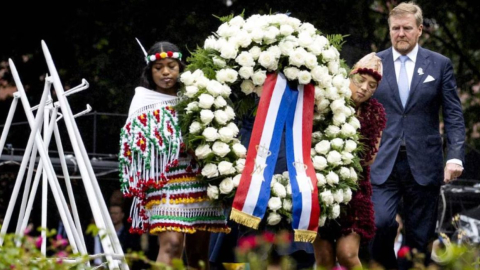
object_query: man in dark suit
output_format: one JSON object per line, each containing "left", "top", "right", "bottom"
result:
{"left": 370, "top": 2, "right": 465, "bottom": 269}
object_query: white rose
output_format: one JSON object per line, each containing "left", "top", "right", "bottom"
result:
{"left": 342, "top": 151, "right": 354, "bottom": 165}
{"left": 189, "top": 121, "right": 202, "bottom": 134}
{"left": 252, "top": 70, "right": 267, "bottom": 85}
{"left": 278, "top": 40, "right": 296, "bottom": 56}
{"left": 272, "top": 182, "right": 287, "bottom": 198}
{"left": 316, "top": 173, "right": 326, "bottom": 187}
{"left": 339, "top": 167, "right": 351, "bottom": 179}
{"left": 283, "top": 199, "right": 292, "bottom": 211}
{"left": 233, "top": 174, "right": 242, "bottom": 187}
{"left": 311, "top": 65, "right": 329, "bottom": 83}
{"left": 330, "top": 99, "right": 346, "bottom": 114}
{"left": 218, "top": 127, "right": 234, "bottom": 142}
{"left": 232, "top": 143, "right": 247, "bottom": 158}
{"left": 322, "top": 46, "right": 338, "bottom": 62}
{"left": 186, "top": 101, "right": 199, "bottom": 114}
{"left": 313, "top": 155, "right": 328, "bottom": 170}
{"left": 328, "top": 60, "right": 340, "bottom": 74}
{"left": 195, "top": 144, "right": 212, "bottom": 159}
{"left": 212, "top": 141, "right": 231, "bottom": 157}
{"left": 195, "top": 75, "right": 210, "bottom": 89}
{"left": 298, "top": 31, "right": 314, "bottom": 47}
{"left": 235, "top": 158, "right": 246, "bottom": 172}
{"left": 327, "top": 150, "right": 342, "bottom": 166}
{"left": 220, "top": 84, "right": 232, "bottom": 97}
{"left": 229, "top": 16, "right": 245, "bottom": 27}
{"left": 227, "top": 122, "right": 240, "bottom": 137}
{"left": 330, "top": 138, "right": 344, "bottom": 151}
{"left": 299, "top": 22, "right": 316, "bottom": 35}
{"left": 297, "top": 70, "right": 312, "bottom": 85}
{"left": 286, "top": 183, "right": 292, "bottom": 195}
{"left": 279, "top": 24, "right": 294, "bottom": 36}
{"left": 344, "top": 140, "right": 357, "bottom": 153}
{"left": 287, "top": 17, "right": 301, "bottom": 30}
{"left": 330, "top": 204, "right": 340, "bottom": 219}
{"left": 204, "top": 36, "right": 217, "bottom": 51}
{"left": 185, "top": 85, "right": 199, "bottom": 98}
{"left": 320, "top": 190, "right": 334, "bottom": 205}
{"left": 218, "top": 161, "right": 236, "bottom": 176}
{"left": 268, "top": 197, "right": 282, "bottom": 211}
{"left": 206, "top": 80, "right": 223, "bottom": 97}
{"left": 314, "top": 140, "right": 331, "bottom": 155}
{"left": 200, "top": 109, "right": 214, "bottom": 124}
{"left": 284, "top": 67, "right": 300, "bottom": 81}
{"left": 180, "top": 71, "right": 195, "bottom": 85}
{"left": 219, "top": 177, "right": 235, "bottom": 194}
{"left": 326, "top": 87, "right": 340, "bottom": 100}
{"left": 249, "top": 46, "right": 262, "bottom": 60}
{"left": 311, "top": 148, "right": 316, "bottom": 157}
{"left": 250, "top": 28, "right": 264, "bottom": 43}
{"left": 214, "top": 96, "right": 227, "bottom": 109}
{"left": 267, "top": 45, "right": 282, "bottom": 59}
{"left": 220, "top": 42, "right": 238, "bottom": 59}
{"left": 350, "top": 167, "right": 358, "bottom": 182}
{"left": 333, "top": 189, "right": 344, "bottom": 203}
{"left": 325, "top": 125, "right": 341, "bottom": 137}
{"left": 224, "top": 106, "right": 235, "bottom": 121}
{"left": 258, "top": 51, "right": 277, "bottom": 70}
{"left": 348, "top": 117, "right": 361, "bottom": 130}
{"left": 304, "top": 54, "right": 319, "bottom": 71}
{"left": 289, "top": 47, "right": 307, "bottom": 67}
{"left": 213, "top": 56, "right": 226, "bottom": 68}
{"left": 333, "top": 112, "right": 347, "bottom": 126}
{"left": 312, "top": 132, "right": 324, "bottom": 142}
{"left": 332, "top": 74, "right": 347, "bottom": 89}
{"left": 216, "top": 69, "right": 238, "bottom": 84}
{"left": 202, "top": 163, "right": 218, "bottom": 178}
{"left": 267, "top": 212, "right": 282, "bottom": 226}
{"left": 235, "top": 51, "right": 255, "bottom": 67}
{"left": 264, "top": 26, "right": 280, "bottom": 44}
{"left": 198, "top": 94, "right": 215, "bottom": 109}
{"left": 233, "top": 31, "right": 252, "bottom": 48}
{"left": 343, "top": 106, "right": 354, "bottom": 117}
{"left": 207, "top": 184, "right": 219, "bottom": 199}
{"left": 341, "top": 123, "right": 357, "bottom": 137}
{"left": 343, "top": 188, "right": 352, "bottom": 203}
{"left": 326, "top": 171, "right": 339, "bottom": 185}
{"left": 318, "top": 215, "right": 327, "bottom": 227}
{"left": 214, "top": 110, "right": 229, "bottom": 125}
{"left": 316, "top": 99, "right": 330, "bottom": 111}
{"left": 217, "top": 23, "right": 231, "bottom": 37}
{"left": 202, "top": 127, "right": 219, "bottom": 142}
{"left": 238, "top": 66, "right": 254, "bottom": 80}
{"left": 240, "top": 79, "right": 255, "bottom": 95}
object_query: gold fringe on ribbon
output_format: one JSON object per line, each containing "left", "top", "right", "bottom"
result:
{"left": 230, "top": 208, "right": 261, "bottom": 230}
{"left": 294, "top": 229, "right": 317, "bottom": 243}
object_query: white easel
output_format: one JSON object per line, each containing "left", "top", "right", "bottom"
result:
{"left": 0, "top": 41, "right": 128, "bottom": 269}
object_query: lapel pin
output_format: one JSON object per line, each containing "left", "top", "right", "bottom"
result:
{"left": 418, "top": 68, "right": 424, "bottom": 76}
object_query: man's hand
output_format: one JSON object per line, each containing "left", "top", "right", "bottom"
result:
{"left": 444, "top": 163, "right": 464, "bottom": 183}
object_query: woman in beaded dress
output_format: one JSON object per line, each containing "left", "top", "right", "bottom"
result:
{"left": 118, "top": 41, "right": 229, "bottom": 268}
{"left": 313, "top": 53, "right": 387, "bottom": 269}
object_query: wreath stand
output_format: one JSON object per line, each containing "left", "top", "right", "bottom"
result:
{"left": 0, "top": 40, "right": 128, "bottom": 269}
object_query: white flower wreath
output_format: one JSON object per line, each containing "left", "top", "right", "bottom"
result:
{"left": 177, "top": 13, "right": 362, "bottom": 227}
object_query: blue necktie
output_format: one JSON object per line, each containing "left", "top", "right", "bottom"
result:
{"left": 398, "top": 55, "right": 410, "bottom": 108}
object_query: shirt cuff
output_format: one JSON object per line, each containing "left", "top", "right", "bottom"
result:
{"left": 446, "top": 158, "right": 463, "bottom": 167}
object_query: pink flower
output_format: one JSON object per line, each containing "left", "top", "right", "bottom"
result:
{"left": 397, "top": 246, "right": 411, "bottom": 258}
{"left": 35, "top": 236, "right": 43, "bottom": 249}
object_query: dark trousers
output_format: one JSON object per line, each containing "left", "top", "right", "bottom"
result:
{"left": 370, "top": 149, "right": 440, "bottom": 269}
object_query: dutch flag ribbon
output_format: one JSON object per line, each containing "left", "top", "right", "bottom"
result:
{"left": 230, "top": 72, "right": 320, "bottom": 242}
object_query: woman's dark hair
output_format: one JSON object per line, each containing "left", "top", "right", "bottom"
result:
{"left": 139, "top": 41, "right": 186, "bottom": 89}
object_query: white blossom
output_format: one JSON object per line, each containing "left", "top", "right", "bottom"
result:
{"left": 272, "top": 182, "right": 287, "bottom": 198}
{"left": 198, "top": 94, "right": 215, "bottom": 109}
{"left": 235, "top": 158, "right": 246, "bottom": 172}
{"left": 202, "top": 127, "right": 219, "bottom": 142}
{"left": 268, "top": 197, "right": 282, "bottom": 211}
{"left": 232, "top": 143, "right": 247, "bottom": 158}
{"left": 189, "top": 121, "right": 202, "bottom": 134}
{"left": 219, "top": 177, "right": 235, "bottom": 194}
{"left": 195, "top": 144, "right": 212, "bottom": 159}
{"left": 267, "top": 212, "right": 282, "bottom": 225}
{"left": 218, "top": 161, "right": 236, "bottom": 176}
{"left": 202, "top": 163, "right": 218, "bottom": 178}
{"left": 326, "top": 171, "right": 339, "bottom": 185}
{"left": 212, "top": 141, "right": 231, "bottom": 157}
{"left": 207, "top": 184, "right": 219, "bottom": 199}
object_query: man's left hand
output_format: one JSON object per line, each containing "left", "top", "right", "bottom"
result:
{"left": 444, "top": 163, "right": 464, "bottom": 183}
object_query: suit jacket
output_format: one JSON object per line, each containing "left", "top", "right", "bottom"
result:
{"left": 371, "top": 46, "right": 465, "bottom": 186}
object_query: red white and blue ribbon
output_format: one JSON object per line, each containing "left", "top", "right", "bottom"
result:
{"left": 230, "top": 73, "right": 320, "bottom": 242}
